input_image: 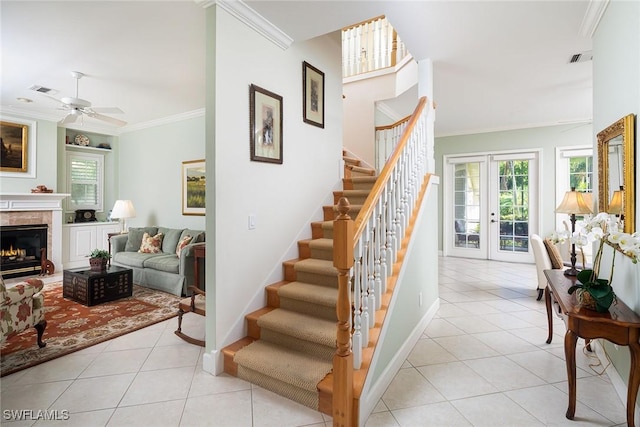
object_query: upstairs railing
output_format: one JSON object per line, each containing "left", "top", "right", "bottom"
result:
{"left": 333, "top": 97, "right": 429, "bottom": 426}
{"left": 374, "top": 115, "right": 411, "bottom": 172}
{"left": 342, "top": 16, "right": 409, "bottom": 78}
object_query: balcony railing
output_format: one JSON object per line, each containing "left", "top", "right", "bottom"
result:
{"left": 342, "top": 16, "right": 408, "bottom": 78}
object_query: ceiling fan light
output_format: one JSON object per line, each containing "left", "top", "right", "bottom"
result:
{"left": 61, "top": 97, "right": 91, "bottom": 108}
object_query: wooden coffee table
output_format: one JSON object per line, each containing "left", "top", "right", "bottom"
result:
{"left": 63, "top": 265, "right": 133, "bottom": 306}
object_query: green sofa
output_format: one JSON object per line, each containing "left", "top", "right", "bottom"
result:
{"left": 110, "top": 227, "right": 205, "bottom": 296}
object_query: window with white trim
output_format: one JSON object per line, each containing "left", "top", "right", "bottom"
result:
{"left": 66, "top": 151, "right": 104, "bottom": 212}
{"left": 556, "top": 146, "right": 594, "bottom": 263}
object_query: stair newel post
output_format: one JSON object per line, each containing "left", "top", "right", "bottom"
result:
{"left": 333, "top": 197, "right": 354, "bottom": 427}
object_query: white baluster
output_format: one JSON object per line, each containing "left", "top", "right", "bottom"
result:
{"left": 360, "top": 227, "right": 369, "bottom": 347}
{"left": 353, "top": 241, "right": 363, "bottom": 359}
{"left": 367, "top": 217, "right": 376, "bottom": 329}
{"left": 374, "top": 202, "right": 383, "bottom": 309}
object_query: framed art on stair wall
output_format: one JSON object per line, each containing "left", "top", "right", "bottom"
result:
{"left": 302, "top": 61, "right": 324, "bottom": 128}
{"left": 249, "top": 84, "right": 283, "bottom": 164}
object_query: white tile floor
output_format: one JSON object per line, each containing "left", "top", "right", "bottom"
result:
{"left": 0, "top": 257, "right": 628, "bottom": 426}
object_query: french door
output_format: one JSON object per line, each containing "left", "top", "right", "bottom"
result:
{"left": 445, "top": 151, "right": 539, "bottom": 263}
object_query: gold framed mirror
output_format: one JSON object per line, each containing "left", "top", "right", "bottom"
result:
{"left": 597, "top": 113, "right": 635, "bottom": 234}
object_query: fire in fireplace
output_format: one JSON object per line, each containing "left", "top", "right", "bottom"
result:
{"left": 0, "top": 224, "right": 48, "bottom": 279}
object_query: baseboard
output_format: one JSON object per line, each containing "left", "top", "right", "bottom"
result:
{"left": 202, "top": 349, "right": 223, "bottom": 375}
{"left": 594, "top": 339, "right": 640, "bottom": 421}
{"left": 358, "top": 298, "right": 440, "bottom": 426}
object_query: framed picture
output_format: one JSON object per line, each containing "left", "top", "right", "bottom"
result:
{"left": 250, "top": 84, "right": 283, "bottom": 164}
{"left": 182, "top": 159, "right": 206, "bottom": 216}
{"left": 1, "top": 120, "right": 29, "bottom": 173}
{"left": 302, "top": 61, "right": 325, "bottom": 128}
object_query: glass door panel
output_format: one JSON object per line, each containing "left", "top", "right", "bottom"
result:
{"left": 453, "top": 163, "right": 481, "bottom": 249}
{"left": 490, "top": 154, "right": 537, "bottom": 263}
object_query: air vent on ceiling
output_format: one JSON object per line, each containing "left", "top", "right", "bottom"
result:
{"left": 569, "top": 50, "right": 593, "bottom": 64}
{"left": 28, "top": 85, "right": 54, "bottom": 94}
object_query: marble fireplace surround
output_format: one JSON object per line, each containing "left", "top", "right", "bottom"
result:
{"left": 0, "top": 193, "right": 70, "bottom": 272}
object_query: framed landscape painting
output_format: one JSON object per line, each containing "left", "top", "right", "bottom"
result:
{"left": 249, "top": 84, "right": 283, "bottom": 164}
{"left": 302, "top": 61, "right": 325, "bottom": 128}
{"left": 1, "top": 120, "right": 29, "bottom": 173}
{"left": 182, "top": 159, "right": 205, "bottom": 216}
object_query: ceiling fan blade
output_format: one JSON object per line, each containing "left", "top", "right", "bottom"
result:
{"left": 59, "top": 113, "right": 78, "bottom": 125}
{"left": 86, "top": 111, "right": 127, "bottom": 127}
{"left": 91, "top": 107, "right": 124, "bottom": 114}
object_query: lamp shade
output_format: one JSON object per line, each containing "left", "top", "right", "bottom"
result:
{"left": 555, "top": 189, "right": 593, "bottom": 215}
{"left": 111, "top": 200, "right": 136, "bottom": 219}
{"left": 608, "top": 188, "right": 624, "bottom": 215}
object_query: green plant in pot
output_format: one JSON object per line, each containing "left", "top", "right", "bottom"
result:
{"left": 89, "top": 249, "right": 111, "bottom": 271}
{"left": 568, "top": 269, "right": 615, "bottom": 313}
{"left": 563, "top": 212, "right": 639, "bottom": 313}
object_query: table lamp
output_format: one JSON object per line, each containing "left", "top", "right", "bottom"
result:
{"left": 555, "top": 188, "right": 593, "bottom": 276}
{"left": 609, "top": 186, "right": 624, "bottom": 216}
{"left": 111, "top": 200, "right": 136, "bottom": 233}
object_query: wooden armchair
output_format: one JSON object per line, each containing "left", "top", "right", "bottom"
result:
{"left": 174, "top": 285, "right": 205, "bottom": 346}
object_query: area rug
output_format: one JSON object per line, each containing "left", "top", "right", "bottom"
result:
{"left": 1, "top": 282, "right": 182, "bottom": 377}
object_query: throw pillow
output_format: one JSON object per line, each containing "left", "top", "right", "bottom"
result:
{"left": 176, "top": 235, "right": 193, "bottom": 257}
{"left": 139, "top": 232, "right": 164, "bottom": 254}
{"left": 543, "top": 238, "right": 564, "bottom": 269}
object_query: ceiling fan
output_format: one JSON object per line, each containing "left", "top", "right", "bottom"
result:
{"left": 44, "top": 71, "right": 127, "bottom": 127}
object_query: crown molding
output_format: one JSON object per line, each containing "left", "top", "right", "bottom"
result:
{"left": 202, "top": 0, "right": 293, "bottom": 50}
{"left": 121, "top": 109, "right": 205, "bottom": 133}
{"left": 376, "top": 102, "right": 403, "bottom": 123}
{"left": 580, "top": 0, "right": 609, "bottom": 38}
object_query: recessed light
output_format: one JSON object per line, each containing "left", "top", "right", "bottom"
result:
{"left": 17, "top": 97, "right": 33, "bottom": 103}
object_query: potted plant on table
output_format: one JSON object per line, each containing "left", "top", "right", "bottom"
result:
{"left": 89, "top": 249, "right": 111, "bottom": 271}
{"left": 555, "top": 213, "right": 640, "bottom": 312}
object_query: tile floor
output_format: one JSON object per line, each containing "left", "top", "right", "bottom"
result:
{"left": 1, "top": 257, "right": 628, "bottom": 426}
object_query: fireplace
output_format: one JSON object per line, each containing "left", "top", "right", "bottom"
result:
{"left": 0, "top": 224, "right": 48, "bottom": 279}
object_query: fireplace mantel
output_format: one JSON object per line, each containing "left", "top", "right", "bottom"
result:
{"left": 0, "top": 193, "right": 70, "bottom": 211}
{"left": 1, "top": 193, "right": 70, "bottom": 273}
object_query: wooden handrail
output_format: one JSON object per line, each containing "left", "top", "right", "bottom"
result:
{"left": 375, "top": 115, "right": 411, "bottom": 132}
{"left": 342, "top": 15, "right": 385, "bottom": 31}
{"left": 353, "top": 96, "right": 428, "bottom": 241}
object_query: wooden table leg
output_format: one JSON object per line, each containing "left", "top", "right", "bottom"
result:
{"left": 627, "top": 337, "right": 640, "bottom": 427}
{"left": 564, "top": 329, "right": 578, "bottom": 420}
{"left": 545, "top": 287, "right": 553, "bottom": 344}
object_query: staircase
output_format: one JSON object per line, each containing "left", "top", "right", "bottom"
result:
{"left": 222, "top": 153, "right": 377, "bottom": 416}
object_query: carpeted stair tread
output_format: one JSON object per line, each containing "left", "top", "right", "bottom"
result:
{"left": 237, "top": 365, "right": 320, "bottom": 409}
{"left": 257, "top": 309, "right": 336, "bottom": 348}
{"left": 278, "top": 282, "right": 337, "bottom": 308}
{"left": 308, "top": 238, "right": 333, "bottom": 260}
{"left": 234, "top": 340, "right": 332, "bottom": 393}
{"left": 294, "top": 258, "right": 337, "bottom": 276}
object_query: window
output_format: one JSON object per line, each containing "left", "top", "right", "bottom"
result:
{"left": 66, "top": 151, "right": 104, "bottom": 212}
{"left": 556, "top": 147, "right": 594, "bottom": 262}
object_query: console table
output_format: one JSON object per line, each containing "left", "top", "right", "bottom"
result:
{"left": 544, "top": 269, "right": 640, "bottom": 427}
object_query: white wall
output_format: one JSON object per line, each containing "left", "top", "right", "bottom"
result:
{"left": 118, "top": 114, "right": 205, "bottom": 230}
{"left": 435, "top": 123, "right": 593, "bottom": 251}
{"left": 592, "top": 0, "right": 640, "bottom": 389}
{"left": 207, "top": 6, "right": 344, "bottom": 362}
{"left": 343, "top": 60, "right": 418, "bottom": 166}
